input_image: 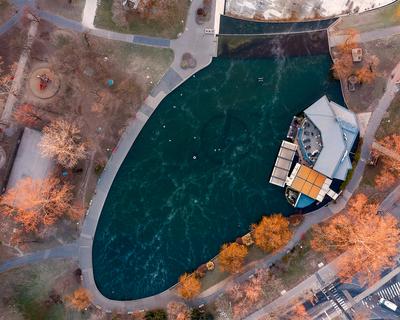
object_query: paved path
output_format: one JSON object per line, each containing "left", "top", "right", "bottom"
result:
{"left": 1, "top": 15, "right": 38, "bottom": 125}
{"left": 0, "top": 11, "right": 22, "bottom": 36}
{"left": 77, "top": 0, "right": 218, "bottom": 313}
{"left": 0, "top": 242, "right": 78, "bottom": 273}
{"left": 1, "top": 0, "right": 399, "bottom": 314}
{"left": 245, "top": 181, "right": 400, "bottom": 320}
{"left": 37, "top": 10, "right": 172, "bottom": 48}
{"left": 329, "top": 20, "right": 400, "bottom": 47}
{"left": 81, "top": 0, "right": 97, "bottom": 28}
{"left": 242, "top": 63, "right": 400, "bottom": 319}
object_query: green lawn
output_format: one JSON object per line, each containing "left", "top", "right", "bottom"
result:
{"left": 37, "top": 0, "right": 85, "bottom": 21}
{"left": 273, "top": 231, "right": 325, "bottom": 288}
{"left": 94, "top": 0, "right": 190, "bottom": 38}
{"left": 376, "top": 94, "right": 400, "bottom": 140}
{"left": 0, "top": 260, "right": 88, "bottom": 320}
{"left": 337, "top": 1, "right": 400, "bottom": 33}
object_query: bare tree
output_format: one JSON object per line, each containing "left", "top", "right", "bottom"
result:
{"left": 13, "top": 103, "right": 43, "bottom": 127}
{"left": 39, "top": 119, "right": 87, "bottom": 168}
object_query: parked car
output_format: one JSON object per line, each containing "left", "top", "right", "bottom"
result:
{"left": 379, "top": 297, "right": 398, "bottom": 312}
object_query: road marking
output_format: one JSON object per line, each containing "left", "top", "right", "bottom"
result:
{"left": 394, "top": 282, "right": 400, "bottom": 295}
{"left": 383, "top": 288, "right": 391, "bottom": 298}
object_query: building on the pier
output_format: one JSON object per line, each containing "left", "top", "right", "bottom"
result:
{"left": 269, "top": 96, "right": 359, "bottom": 208}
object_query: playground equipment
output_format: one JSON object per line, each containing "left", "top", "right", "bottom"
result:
{"left": 36, "top": 73, "right": 52, "bottom": 90}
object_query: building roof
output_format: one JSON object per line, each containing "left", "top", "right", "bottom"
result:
{"left": 269, "top": 140, "right": 297, "bottom": 187}
{"left": 286, "top": 163, "right": 332, "bottom": 202}
{"left": 303, "top": 96, "right": 359, "bottom": 180}
{"left": 6, "top": 128, "right": 54, "bottom": 190}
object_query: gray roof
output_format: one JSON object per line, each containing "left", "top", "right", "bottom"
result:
{"left": 304, "top": 96, "right": 359, "bottom": 180}
{"left": 6, "top": 128, "right": 54, "bottom": 190}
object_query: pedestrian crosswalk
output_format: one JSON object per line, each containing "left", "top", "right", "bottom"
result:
{"left": 362, "top": 281, "right": 400, "bottom": 309}
{"left": 321, "top": 283, "right": 350, "bottom": 313}
{"left": 378, "top": 282, "right": 400, "bottom": 300}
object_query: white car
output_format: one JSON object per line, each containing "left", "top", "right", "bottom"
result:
{"left": 379, "top": 297, "right": 398, "bottom": 312}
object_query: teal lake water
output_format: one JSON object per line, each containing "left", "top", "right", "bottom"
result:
{"left": 92, "top": 54, "right": 343, "bottom": 300}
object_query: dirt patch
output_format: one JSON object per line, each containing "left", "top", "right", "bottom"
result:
{"left": 332, "top": 35, "right": 400, "bottom": 113}
{"left": 95, "top": 0, "right": 190, "bottom": 38}
{"left": 353, "top": 36, "right": 400, "bottom": 112}
{"left": 37, "top": 0, "right": 86, "bottom": 21}
{"left": 0, "top": 20, "right": 172, "bottom": 254}
{"left": 0, "top": 0, "right": 16, "bottom": 25}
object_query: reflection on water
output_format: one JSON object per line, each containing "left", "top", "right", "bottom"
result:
{"left": 92, "top": 54, "right": 343, "bottom": 300}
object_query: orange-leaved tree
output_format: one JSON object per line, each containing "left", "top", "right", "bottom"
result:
{"left": 337, "top": 28, "right": 360, "bottom": 54}
{"left": 167, "top": 301, "right": 191, "bottom": 320}
{"left": 290, "top": 304, "right": 311, "bottom": 320}
{"left": 380, "top": 134, "right": 400, "bottom": 155}
{"left": 375, "top": 170, "right": 396, "bottom": 191}
{"left": 177, "top": 273, "right": 201, "bottom": 299}
{"left": 355, "top": 66, "right": 376, "bottom": 84}
{"left": 331, "top": 54, "right": 353, "bottom": 79}
{"left": 13, "top": 103, "right": 43, "bottom": 128}
{"left": 252, "top": 214, "right": 292, "bottom": 253}
{"left": 218, "top": 242, "right": 248, "bottom": 274}
{"left": 39, "top": 119, "right": 87, "bottom": 168}
{"left": 66, "top": 287, "right": 91, "bottom": 311}
{"left": 0, "top": 177, "right": 81, "bottom": 234}
{"left": 311, "top": 193, "right": 400, "bottom": 285}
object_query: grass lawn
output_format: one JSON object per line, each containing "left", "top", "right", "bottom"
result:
{"left": 337, "top": 1, "right": 400, "bottom": 33}
{"left": 273, "top": 231, "right": 325, "bottom": 288}
{"left": 376, "top": 93, "right": 400, "bottom": 139}
{"left": 0, "top": 260, "right": 90, "bottom": 320}
{"left": 357, "top": 93, "right": 400, "bottom": 201}
{"left": 37, "top": 0, "right": 86, "bottom": 21}
{"left": 199, "top": 228, "right": 323, "bottom": 294}
{"left": 94, "top": 0, "right": 190, "bottom": 38}
{"left": 88, "top": 37, "right": 174, "bottom": 93}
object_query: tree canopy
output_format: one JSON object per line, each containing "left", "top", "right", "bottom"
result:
{"left": 252, "top": 214, "right": 292, "bottom": 252}
{"left": 218, "top": 243, "right": 248, "bottom": 274}
{"left": 311, "top": 193, "right": 400, "bottom": 284}
{"left": 0, "top": 177, "right": 80, "bottom": 234}
{"left": 66, "top": 288, "right": 91, "bottom": 311}
{"left": 177, "top": 273, "right": 201, "bottom": 299}
{"left": 39, "top": 119, "right": 87, "bottom": 168}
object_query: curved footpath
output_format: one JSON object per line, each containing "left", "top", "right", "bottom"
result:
{"left": 77, "top": 0, "right": 220, "bottom": 313}
{"left": 242, "top": 62, "right": 400, "bottom": 320}
{"left": 1, "top": 0, "right": 400, "bottom": 315}
{"left": 0, "top": 242, "right": 78, "bottom": 273}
